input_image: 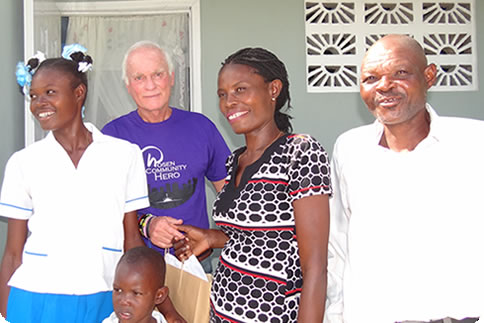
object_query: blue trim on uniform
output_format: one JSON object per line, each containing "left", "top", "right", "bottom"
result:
{"left": 0, "top": 202, "right": 32, "bottom": 212}
{"left": 126, "top": 195, "right": 148, "bottom": 203}
{"left": 25, "top": 251, "right": 48, "bottom": 257}
{"left": 102, "top": 246, "right": 122, "bottom": 252}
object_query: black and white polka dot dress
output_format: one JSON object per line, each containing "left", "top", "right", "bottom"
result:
{"left": 211, "top": 134, "right": 332, "bottom": 322}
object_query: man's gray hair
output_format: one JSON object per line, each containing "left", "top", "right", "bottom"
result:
{"left": 121, "top": 40, "right": 174, "bottom": 85}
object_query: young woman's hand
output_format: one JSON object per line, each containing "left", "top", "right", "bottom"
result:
{"left": 173, "top": 225, "right": 210, "bottom": 261}
{"left": 173, "top": 225, "right": 228, "bottom": 261}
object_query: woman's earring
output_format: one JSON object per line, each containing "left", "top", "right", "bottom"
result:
{"left": 271, "top": 97, "right": 276, "bottom": 102}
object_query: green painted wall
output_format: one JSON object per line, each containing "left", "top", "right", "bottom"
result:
{"left": 0, "top": 1, "right": 24, "bottom": 261}
{"left": 200, "top": 0, "right": 484, "bottom": 155}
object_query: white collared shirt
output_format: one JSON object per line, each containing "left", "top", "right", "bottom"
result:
{"left": 326, "top": 105, "right": 484, "bottom": 323}
{"left": 0, "top": 123, "right": 149, "bottom": 294}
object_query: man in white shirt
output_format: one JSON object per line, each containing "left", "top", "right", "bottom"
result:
{"left": 326, "top": 34, "right": 484, "bottom": 323}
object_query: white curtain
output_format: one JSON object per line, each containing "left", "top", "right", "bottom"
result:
{"left": 35, "top": 15, "right": 61, "bottom": 60}
{"left": 65, "top": 14, "right": 189, "bottom": 129}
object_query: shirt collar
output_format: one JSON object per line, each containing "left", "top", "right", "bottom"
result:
{"left": 83, "top": 122, "right": 104, "bottom": 142}
{"left": 45, "top": 122, "right": 104, "bottom": 143}
{"left": 371, "top": 103, "right": 442, "bottom": 147}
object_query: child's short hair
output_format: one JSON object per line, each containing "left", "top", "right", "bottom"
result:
{"left": 118, "top": 246, "right": 166, "bottom": 286}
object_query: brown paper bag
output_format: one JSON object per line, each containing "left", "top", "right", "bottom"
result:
{"left": 165, "top": 258, "right": 212, "bottom": 323}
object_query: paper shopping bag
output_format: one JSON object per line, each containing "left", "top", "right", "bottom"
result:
{"left": 165, "top": 253, "right": 212, "bottom": 323}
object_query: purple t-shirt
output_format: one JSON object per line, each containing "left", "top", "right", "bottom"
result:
{"left": 102, "top": 108, "right": 230, "bottom": 252}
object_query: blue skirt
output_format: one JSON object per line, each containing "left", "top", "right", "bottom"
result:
{"left": 7, "top": 287, "right": 113, "bottom": 323}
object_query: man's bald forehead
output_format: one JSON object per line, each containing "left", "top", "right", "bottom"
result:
{"left": 363, "top": 34, "right": 428, "bottom": 68}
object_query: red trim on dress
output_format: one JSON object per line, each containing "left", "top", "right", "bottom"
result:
{"left": 247, "top": 179, "right": 289, "bottom": 185}
{"left": 220, "top": 258, "right": 287, "bottom": 285}
{"left": 210, "top": 299, "right": 241, "bottom": 323}
{"left": 290, "top": 185, "right": 330, "bottom": 195}
{"left": 285, "top": 288, "right": 302, "bottom": 296}
{"left": 215, "top": 221, "right": 294, "bottom": 231}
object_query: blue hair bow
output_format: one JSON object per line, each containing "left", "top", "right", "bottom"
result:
{"left": 62, "top": 44, "right": 92, "bottom": 72}
{"left": 16, "top": 62, "right": 32, "bottom": 88}
{"left": 15, "top": 51, "right": 46, "bottom": 95}
{"left": 62, "top": 43, "right": 88, "bottom": 60}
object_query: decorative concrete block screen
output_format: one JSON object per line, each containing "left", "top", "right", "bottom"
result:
{"left": 304, "top": 0, "right": 477, "bottom": 92}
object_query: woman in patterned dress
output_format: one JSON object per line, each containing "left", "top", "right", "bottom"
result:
{"left": 175, "top": 48, "right": 331, "bottom": 322}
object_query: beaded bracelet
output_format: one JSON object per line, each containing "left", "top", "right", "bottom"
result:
{"left": 138, "top": 213, "right": 154, "bottom": 239}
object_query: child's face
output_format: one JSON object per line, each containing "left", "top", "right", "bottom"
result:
{"left": 112, "top": 262, "right": 167, "bottom": 323}
{"left": 29, "top": 68, "right": 84, "bottom": 131}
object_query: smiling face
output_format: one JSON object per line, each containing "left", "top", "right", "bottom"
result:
{"left": 125, "top": 47, "right": 174, "bottom": 116}
{"left": 359, "top": 35, "right": 437, "bottom": 126}
{"left": 29, "top": 67, "right": 85, "bottom": 132}
{"left": 112, "top": 261, "right": 167, "bottom": 323}
{"left": 217, "top": 63, "right": 280, "bottom": 135}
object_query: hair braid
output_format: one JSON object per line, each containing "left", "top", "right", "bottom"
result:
{"left": 222, "top": 48, "right": 293, "bottom": 133}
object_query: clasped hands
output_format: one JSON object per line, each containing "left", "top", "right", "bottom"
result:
{"left": 147, "top": 216, "right": 212, "bottom": 261}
